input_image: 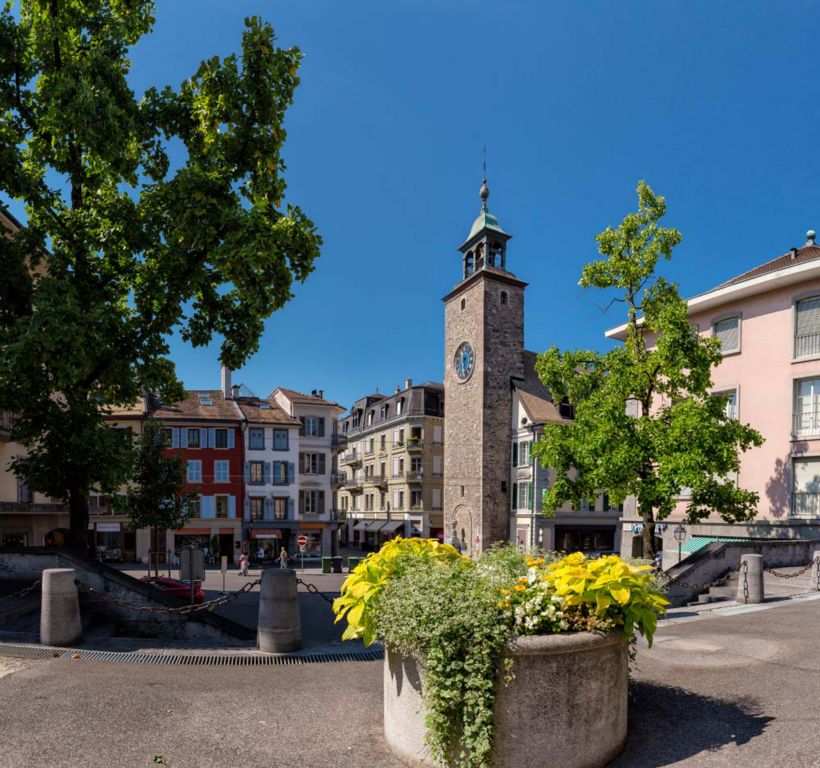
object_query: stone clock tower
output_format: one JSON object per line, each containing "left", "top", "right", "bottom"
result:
{"left": 443, "top": 178, "right": 526, "bottom": 556}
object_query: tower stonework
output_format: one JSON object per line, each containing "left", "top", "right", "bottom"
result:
{"left": 443, "top": 180, "right": 526, "bottom": 556}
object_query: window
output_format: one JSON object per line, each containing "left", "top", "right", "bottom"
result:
{"left": 433, "top": 456, "right": 443, "bottom": 476}
{"left": 300, "top": 452, "right": 326, "bottom": 475}
{"left": 367, "top": 410, "right": 374, "bottom": 426}
{"left": 248, "top": 428, "right": 265, "bottom": 450}
{"left": 393, "top": 428, "right": 404, "bottom": 447}
{"left": 519, "top": 441, "right": 531, "bottom": 466}
{"left": 713, "top": 316, "right": 740, "bottom": 354}
{"left": 411, "top": 456, "right": 422, "bottom": 474}
{"left": 186, "top": 498, "right": 201, "bottom": 517}
{"left": 249, "top": 461, "right": 264, "bottom": 485}
{"left": 793, "top": 457, "right": 820, "bottom": 516}
{"left": 272, "top": 461, "right": 289, "bottom": 485}
{"left": 432, "top": 488, "right": 442, "bottom": 510}
{"left": 273, "top": 429, "right": 289, "bottom": 451}
{"left": 187, "top": 429, "right": 200, "bottom": 448}
{"left": 215, "top": 496, "right": 229, "bottom": 518}
{"left": 250, "top": 497, "right": 264, "bottom": 521}
{"left": 301, "top": 416, "right": 324, "bottom": 437}
{"left": 433, "top": 425, "right": 443, "bottom": 444}
{"left": 716, "top": 389, "right": 738, "bottom": 420}
{"left": 274, "top": 497, "right": 288, "bottom": 520}
{"left": 795, "top": 378, "right": 820, "bottom": 437}
{"left": 411, "top": 490, "right": 422, "bottom": 509}
{"left": 796, "top": 296, "right": 820, "bottom": 358}
{"left": 301, "top": 490, "right": 325, "bottom": 515}
{"left": 161, "top": 428, "right": 172, "bottom": 447}
{"left": 392, "top": 457, "right": 404, "bottom": 477}
{"left": 214, "top": 460, "right": 229, "bottom": 483}
{"left": 214, "top": 428, "right": 228, "bottom": 448}
{"left": 366, "top": 438, "right": 375, "bottom": 455}
{"left": 187, "top": 460, "right": 202, "bottom": 483}
{"left": 516, "top": 481, "right": 533, "bottom": 510}
{"left": 380, "top": 434, "right": 386, "bottom": 451}
{"left": 393, "top": 489, "right": 404, "bottom": 510}
{"left": 500, "top": 291, "right": 508, "bottom": 306}
{"left": 397, "top": 398, "right": 405, "bottom": 416}
{"left": 18, "top": 479, "right": 32, "bottom": 504}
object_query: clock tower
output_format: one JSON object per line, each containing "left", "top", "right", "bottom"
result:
{"left": 443, "top": 178, "right": 526, "bottom": 556}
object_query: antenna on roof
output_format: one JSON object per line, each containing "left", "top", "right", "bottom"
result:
{"left": 807, "top": 229, "right": 816, "bottom": 246}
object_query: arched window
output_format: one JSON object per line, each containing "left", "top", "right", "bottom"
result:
{"left": 464, "top": 251, "right": 474, "bottom": 278}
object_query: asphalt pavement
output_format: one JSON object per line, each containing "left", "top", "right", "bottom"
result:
{"left": 2, "top": 594, "right": 820, "bottom": 768}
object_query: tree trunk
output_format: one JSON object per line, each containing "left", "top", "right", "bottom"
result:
{"left": 67, "top": 486, "right": 90, "bottom": 554}
{"left": 153, "top": 526, "right": 159, "bottom": 579}
{"left": 640, "top": 502, "right": 656, "bottom": 559}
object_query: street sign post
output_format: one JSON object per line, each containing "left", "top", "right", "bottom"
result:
{"left": 220, "top": 555, "right": 228, "bottom": 593}
{"left": 180, "top": 546, "right": 205, "bottom": 604}
{"left": 297, "top": 535, "right": 307, "bottom": 572}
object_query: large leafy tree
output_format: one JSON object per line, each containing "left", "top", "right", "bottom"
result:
{"left": 0, "top": 2, "right": 321, "bottom": 549}
{"left": 534, "top": 181, "right": 763, "bottom": 558}
{"left": 123, "top": 419, "right": 197, "bottom": 578}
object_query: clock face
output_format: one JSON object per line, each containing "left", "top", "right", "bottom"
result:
{"left": 454, "top": 342, "right": 475, "bottom": 381}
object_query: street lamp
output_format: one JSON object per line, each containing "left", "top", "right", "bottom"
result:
{"left": 673, "top": 524, "right": 687, "bottom": 564}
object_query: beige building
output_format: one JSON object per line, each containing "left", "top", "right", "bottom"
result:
{"left": 337, "top": 380, "right": 445, "bottom": 549}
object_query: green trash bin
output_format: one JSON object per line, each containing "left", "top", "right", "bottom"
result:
{"left": 331, "top": 556, "right": 343, "bottom": 574}
{"left": 321, "top": 556, "right": 332, "bottom": 574}
{"left": 347, "top": 556, "right": 362, "bottom": 572}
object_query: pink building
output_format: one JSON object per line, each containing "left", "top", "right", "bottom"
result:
{"left": 608, "top": 230, "right": 820, "bottom": 563}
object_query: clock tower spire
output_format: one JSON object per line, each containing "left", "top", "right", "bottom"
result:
{"left": 443, "top": 177, "right": 527, "bottom": 557}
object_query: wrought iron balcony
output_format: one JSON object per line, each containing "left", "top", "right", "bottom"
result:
{"left": 331, "top": 433, "right": 349, "bottom": 448}
{"left": 340, "top": 450, "right": 361, "bottom": 465}
{"left": 793, "top": 409, "right": 820, "bottom": 439}
{"left": 406, "top": 471, "right": 424, "bottom": 483}
{"left": 406, "top": 438, "right": 424, "bottom": 451}
{"left": 343, "top": 476, "right": 363, "bottom": 490}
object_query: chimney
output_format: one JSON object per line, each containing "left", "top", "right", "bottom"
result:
{"left": 231, "top": 384, "right": 240, "bottom": 399}
{"left": 807, "top": 229, "right": 817, "bottom": 247}
{"left": 317, "top": 389, "right": 324, "bottom": 400}
{"left": 404, "top": 378, "right": 413, "bottom": 390}
{"left": 221, "top": 365, "right": 232, "bottom": 398}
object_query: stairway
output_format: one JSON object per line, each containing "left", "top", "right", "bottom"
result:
{"left": 687, "top": 566, "right": 815, "bottom": 606}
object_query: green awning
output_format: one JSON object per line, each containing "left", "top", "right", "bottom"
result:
{"left": 680, "top": 536, "right": 748, "bottom": 554}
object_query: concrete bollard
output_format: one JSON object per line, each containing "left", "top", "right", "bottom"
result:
{"left": 811, "top": 550, "right": 820, "bottom": 592}
{"left": 40, "top": 568, "right": 82, "bottom": 646}
{"left": 257, "top": 568, "right": 301, "bottom": 653}
{"left": 736, "top": 554, "right": 764, "bottom": 604}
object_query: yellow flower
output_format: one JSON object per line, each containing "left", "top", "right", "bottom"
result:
{"left": 513, "top": 584, "right": 527, "bottom": 592}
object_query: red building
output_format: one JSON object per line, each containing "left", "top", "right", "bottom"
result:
{"left": 153, "top": 390, "right": 244, "bottom": 564}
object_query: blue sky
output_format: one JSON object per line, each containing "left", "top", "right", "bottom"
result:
{"left": 7, "top": 1, "right": 820, "bottom": 410}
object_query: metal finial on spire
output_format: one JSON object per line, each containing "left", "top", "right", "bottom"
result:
{"left": 479, "top": 145, "right": 489, "bottom": 210}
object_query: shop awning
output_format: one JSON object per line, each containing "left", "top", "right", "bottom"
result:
{"left": 352, "top": 521, "right": 369, "bottom": 531}
{"left": 680, "top": 536, "right": 748, "bottom": 554}
{"left": 366, "top": 520, "right": 387, "bottom": 531}
{"left": 250, "top": 529, "right": 281, "bottom": 537}
{"left": 379, "top": 520, "right": 405, "bottom": 533}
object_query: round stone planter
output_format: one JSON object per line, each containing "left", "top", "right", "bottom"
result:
{"left": 384, "top": 632, "right": 628, "bottom": 768}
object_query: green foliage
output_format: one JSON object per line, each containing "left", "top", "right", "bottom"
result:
{"left": 332, "top": 537, "right": 463, "bottom": 647}
{"left": 123, "top": 419, "right": 197, "bottom": 534}
{"left": 375, "top": 557, "right": 512, "bottom": 768}
{"left": 0, "top": 3, "right": 321, "bottom": 546}
{"left": 534, "top": 181, "right": 763, "bottom": 556}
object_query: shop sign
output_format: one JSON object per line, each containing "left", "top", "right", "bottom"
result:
{"left": 96, "top": 522, "right": 121, "bottom": 533}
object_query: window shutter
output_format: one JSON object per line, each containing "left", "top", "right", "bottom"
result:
{"left": 288, "top": 462, "right": 295, "bottom": 484}
{"left": 299, "top": 490, "right": 305, "bottom": 514}
{"left": 512, "top": 483, "right": 518, "bottom": 509}
{"left": 180, "top": 429, "right": 188, "bottom": 448}
{"left": 227, "top": 429, "right": 235, "bottom": 449}
{"left": 244, "top": 461, "right": 250, "bottom": 483}
{"left": 714, "top": 317, "right": 740, "bottom": 352}
{"left": 288, "top": 498, "right": 295, "bottom": 518}
{"left": 432, "top": 489, "right": 441, "bottom": 509}
{"left": 262, "top": 462, "right": 270, "bottom": 485}
{"left": 319, "top": 490, "right": 325, "bottom": 514}
{"left": 264, "top": 497, "right": 273, "bottom": 520}
{"left": 201, "top": 496, "right": 215, "bottom": 518}
{"left": 796, "top": 297, "right": 820, "bottom": 357}
{"left": 228, "top": 496, "right": 236, "bottom": 518}
{"left": 243, "top": 496, "right": 250, "bottom": 521}
{"left": 529, "top": 482, "right": 534, "bottom": 510}
{"left": 318, "top": 453, "right": 326, "bottom": 474}
{"left": 171, "top": 428, "right": 180, "bottom": 448}
{"left": 318, "top": 417, "right": 326, "bottom": 437}
{"left": 512, "top": 442, "right": 518, "bottom": 467}
{"left": 298, "top": 417, "right": 305, "bottom": 436}
{"left": 299, "top": 453, "right": 305, "bottom": 474}
{"left": 433, "top": 425, "right": 442, "bottom": 443}
{"left": 208, "top": 428, "right": 216, "bottom": 449}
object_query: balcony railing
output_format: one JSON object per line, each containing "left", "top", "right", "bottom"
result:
{"left": 406, "top": 438, "right": 424, "bottom": 451}
{"left": 340, "top": 450, "right": 361, "bottom": 464}
{"left": 332, "top": 433, "right": 348, "bottom": 448}
{"left": 406, "top": 471, "right": 424, "bottom": 483}
{"left": 410, "top": 503, "right": 424, "bottom": 512}
{"left": 792, "top": 492, "right": 820, "bottom": 517}
{"left": 343, "top": 477, "right": 363, "bottom": 489}
{"left": 793, "top": 409, "right": 820, "bottom": 438}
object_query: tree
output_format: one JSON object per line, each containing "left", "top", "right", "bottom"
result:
{"left": 123, "top": 419, "right": 197, "bottom": 578}
{"left": 0, "top": 3, "right": 321, "bottom": 549}
{"left": 533, "top": 181, "right": 763, "bottom": 558}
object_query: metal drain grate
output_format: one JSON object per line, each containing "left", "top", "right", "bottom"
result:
{"left": 0, "top": 642, "right": 383, "bottom": 666}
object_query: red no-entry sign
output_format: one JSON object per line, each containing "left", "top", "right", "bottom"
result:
{"left": 297, "top": 535, "right": 308, "bottom": 548}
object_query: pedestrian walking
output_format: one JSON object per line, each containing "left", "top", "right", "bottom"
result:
{"left": 257, "top": 545, "right": 265, "bottom": 565}
{"left": 279, "top": 547, "right": 289, "bottom": 569}
{"left": 238, "top": 553, "right": 249, "bottom": 577}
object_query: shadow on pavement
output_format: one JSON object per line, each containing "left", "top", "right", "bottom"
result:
{"left": 611, "top": 680, "right": 773, "bottom": 767}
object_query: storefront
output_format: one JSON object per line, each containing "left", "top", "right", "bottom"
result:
{"left": 248, "top": 528, "right": 287, "bottom": 562}
{"left": 554, "top": 525, "right": 616, "bottom": 554}
{"left": 172, "top": 526, "right": 240, "bottom": 565}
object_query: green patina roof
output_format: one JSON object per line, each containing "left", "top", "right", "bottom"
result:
{"left": 467, "top": 207, "right": 508, "bottom": 240}
{"left": 680, "top": 536, "right": 748, "bottom": 554}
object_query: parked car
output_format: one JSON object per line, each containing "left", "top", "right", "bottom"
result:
{"left": 141, "top": 576, "right": 203, "bottom": 604}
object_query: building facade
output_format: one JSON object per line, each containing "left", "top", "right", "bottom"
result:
{"left": 271, "top": 388, "right": 345, "bottom": 556}
{"left": 607, "top": 230, "right": 820, "bottom": 562}
{"left": 337, "top": 380, "right": 445, "bottom": 549}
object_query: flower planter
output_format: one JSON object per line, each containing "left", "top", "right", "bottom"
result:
{"left": 384, "top": 632, "right": 628, "bottom": 768}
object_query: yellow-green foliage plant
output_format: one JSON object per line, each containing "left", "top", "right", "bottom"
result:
{"left": 333, "top": 537, "right": 464, "bottom": 646}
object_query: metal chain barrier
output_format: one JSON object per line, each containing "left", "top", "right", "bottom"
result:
{"left": 764, "top": 557, "right": 820, "bottom": 579}
{"left": 0, "top": 579, "right": 41, "bottom": 602}
{"left": 77, "top": 578, "right": 262, "bottom": 615}
{"left": 742, "top": 560, "right": 749, "bottom": 603}
{"left": 662, "top": 566, "right": 740, "bottom": 591}
{"left": 296, "top": 577, "right": 336, "bottom": 605}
